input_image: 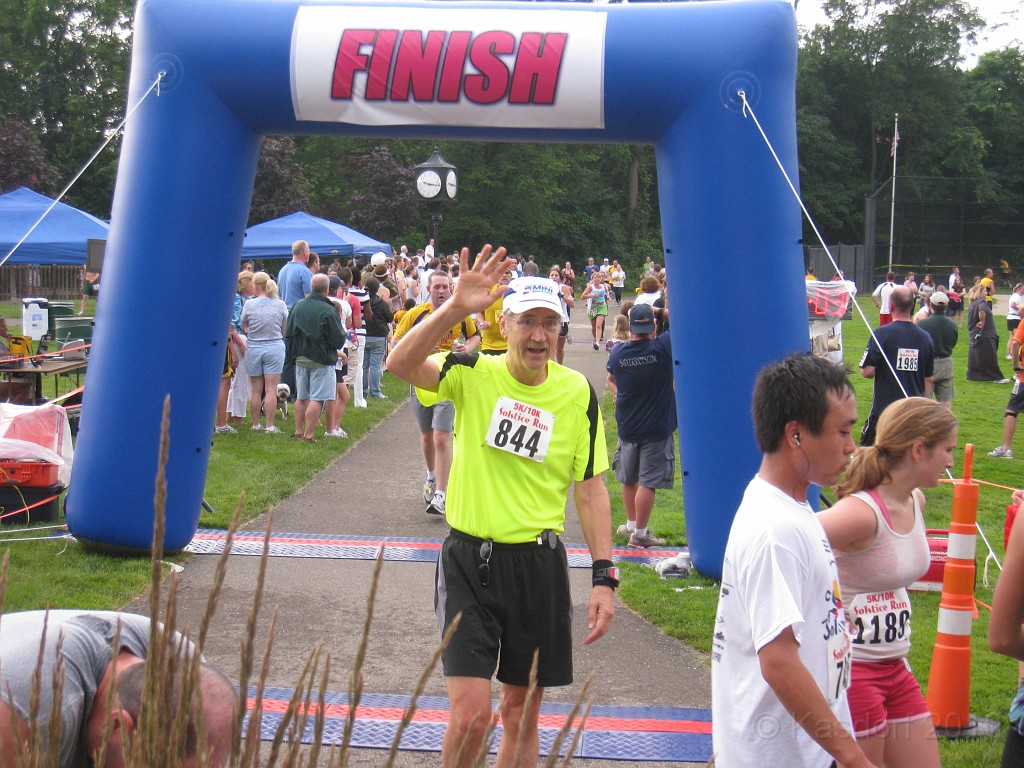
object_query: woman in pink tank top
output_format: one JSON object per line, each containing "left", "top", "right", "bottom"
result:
{"left": 818, "top": 397, "right": 957, "bottom": 768}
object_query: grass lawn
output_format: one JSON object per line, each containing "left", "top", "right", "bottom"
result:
{"left": 0, "top": 372, "right": 408, "bottom": 610}
{"left": 604, "top": 294, "right": 1020, "bottom": 767}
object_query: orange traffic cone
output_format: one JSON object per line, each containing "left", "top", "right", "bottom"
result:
{"left": 925, "top": 444, "right": 999, "bottom": 737}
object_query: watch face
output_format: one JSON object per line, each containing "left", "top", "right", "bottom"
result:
{"left": 416, "top": 170, "right": 442, "bottom": 198}
{"left": 446, "top": 170, "right": 458, "bottom": 198}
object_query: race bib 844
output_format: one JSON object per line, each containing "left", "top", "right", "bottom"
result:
{"left": 484, "top": 396, "right": 554, "bottom": 463}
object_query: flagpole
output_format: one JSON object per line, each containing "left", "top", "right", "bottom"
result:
{"left": 888, "top": 113, "right": 899, "bottom": 272}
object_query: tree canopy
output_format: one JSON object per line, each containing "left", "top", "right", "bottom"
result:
{"left": 0, "top": 0, "right": 1020, "bottom": 276}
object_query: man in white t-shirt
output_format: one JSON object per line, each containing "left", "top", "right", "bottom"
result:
{"left": 712, "top": 354, "right": 875, "bottom": 768}
{"left": 871, "top": 271, "right": 897, "bottom": 325}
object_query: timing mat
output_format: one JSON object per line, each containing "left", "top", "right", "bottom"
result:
{"left": 187, "top": 529, "right": 687, "bottom": 568}
{"left": 246, "top": 687, "right": 712, "bottom": 762}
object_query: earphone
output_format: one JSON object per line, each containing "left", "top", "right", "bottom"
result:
{"left": 794, "top": 433, "right": 801, "bottom": 446}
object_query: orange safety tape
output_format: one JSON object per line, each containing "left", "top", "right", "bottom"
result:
{"left": 940, "top": 477, "right": 1022, "bottom": 493}
{"left": 6, "top": 343, "right": 92, "bottom": 363}
{"left": 0, "top": 494, "right": 60, "bottom": 521}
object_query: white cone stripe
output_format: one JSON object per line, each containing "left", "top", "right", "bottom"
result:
{"left": 937, "top": 607, "right": 974, "bottom": 636}
{"left": 946, "top": 533, "right": 977, "bottom": 561}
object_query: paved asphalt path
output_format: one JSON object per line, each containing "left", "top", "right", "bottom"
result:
{"left": 129, "top": 314, "right": 712, "bottom": 766}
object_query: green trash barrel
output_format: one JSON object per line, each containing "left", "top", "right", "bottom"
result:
{"left": 47, "top": 303, "right": 76, "bottom": 339}
{"left": 53, "top": 316, "right": 93, "bottom": 346}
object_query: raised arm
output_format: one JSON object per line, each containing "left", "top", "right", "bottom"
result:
{"left": 387, "top": 245, "right": 513, "bottom": 391}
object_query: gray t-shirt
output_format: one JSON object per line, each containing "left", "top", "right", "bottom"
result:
{"left": 0, "top": 611, "right": 162, "bottom": 768}
{"left": 240, "top": 296, "right": 288, "bottom": 342}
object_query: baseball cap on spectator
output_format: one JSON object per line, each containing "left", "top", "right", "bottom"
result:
{"left": 503, "top": 277, "right": 561, "bottom": 315}
{"left": 629, "top": 303, "right": 656, "bottom": 334}
{"left": 370, "top": 252, "right": 388, "bottom": 267}
{"left": 930, "top": 292, "right": 949, "bottom": 306}
{"left": 328, "top": 275, "right": 343, "bottom": 293}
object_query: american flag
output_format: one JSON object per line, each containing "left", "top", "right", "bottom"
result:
{"left": 891, "top": 129, "right": 901, "bottom": 157}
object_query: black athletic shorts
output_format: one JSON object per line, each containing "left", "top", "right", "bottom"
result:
{"left": 435, "top": 528, "right": 573, "bottom": 687}
{"left": 1008, "top": 378, "right": 1024, "bottom": 415}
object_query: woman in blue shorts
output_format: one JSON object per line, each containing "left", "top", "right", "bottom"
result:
{"left": 240, "top": 272, "right": 288, "bottom": 433}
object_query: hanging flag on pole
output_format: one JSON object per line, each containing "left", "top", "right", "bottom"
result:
{"left": 891, "top": 126, "right": 901, "bottom": 157}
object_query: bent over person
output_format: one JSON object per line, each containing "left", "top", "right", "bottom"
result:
{"left": 387, "top": 247, "right": 616, "bottom": 768}
{"left": 0, "top": 610, "right": 237, "bottom": 768}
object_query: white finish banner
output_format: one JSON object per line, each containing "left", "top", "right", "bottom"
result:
{"left": 291, "top": 6, "right": 606, "bottom": 128}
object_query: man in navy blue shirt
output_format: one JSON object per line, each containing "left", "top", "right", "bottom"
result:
{"left": 606, "top": 302, "right": 675, "bottom": 548}
{"left": 859, "top": 286, "right": 934, "bottom": 445}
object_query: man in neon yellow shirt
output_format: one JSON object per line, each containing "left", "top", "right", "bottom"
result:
{"left": 393, "top": 271, "right": 480, "bottom": 515}
{"left": 387, "top": 247, "right": 616, "bottom": 768}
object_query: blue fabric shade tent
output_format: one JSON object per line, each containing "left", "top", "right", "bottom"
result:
{"left": 0, "top": 187, "right": 109, "bottom": 265}
{"left": 242, "top": 211, "right": 389, "bottom": 261}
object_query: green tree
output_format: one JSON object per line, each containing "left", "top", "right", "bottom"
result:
{"left": 0, "top": 0, "right": 134, "bottom": 217}
{"left": 0, "top": 117, "right": 60, "bottom": 193}
{"left": 294, "top": 138, "right": 661, "bottom": 271}
{"left": 965, "top": 48, "right": 1024, "bottom": 195}
{"left": 797, "top": 0, "right": 985, "bottom": 245}
{"left": 248, "top": 136, "right": 311, "bottom": 226}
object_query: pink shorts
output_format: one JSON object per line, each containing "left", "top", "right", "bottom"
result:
{"left": 847, "top": 658, "right": 931, "bottom": 737}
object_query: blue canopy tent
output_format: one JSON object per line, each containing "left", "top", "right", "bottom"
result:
{"left": 242, "top": 211, "right": 389, "bottom": 262}
{"left": 0, "top": 187, "right": 109, "bottom": 265}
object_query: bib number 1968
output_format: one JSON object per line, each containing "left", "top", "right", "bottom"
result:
{"left": 485, "top": 396, "right": 554, "bottom": 463}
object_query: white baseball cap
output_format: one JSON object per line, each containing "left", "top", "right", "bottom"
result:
{"left": 370, "top": 252, "right": 388, "bottom": 267}
{"left": 503, "top": 277, "right": 562, "bottom": 315}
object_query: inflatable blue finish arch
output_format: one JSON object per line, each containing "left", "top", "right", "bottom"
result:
{"left": 66, "top": 0, "right": 809, "bottom": 580}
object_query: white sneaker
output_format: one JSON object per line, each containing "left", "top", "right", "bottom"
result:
{"left": 214, "top": 424, "right": 237, "bottom": 434}
{"left": 251, "top": 424, "right": 264, "bottom": 431}
{"left": 426, "top": 492, "right": 446, "bottom": 516}
{"left": 423, "top": 475, "right": 436, "bottom": 504}
{"left": 354, "top": 399, "right": 368, "bottom": 409}
{"left": 325, "top": 428, "right": 348, "bottom": 438}
{"left": 264, "top": 425, "right": 282, "bottom": 434}
{"left": 989, "top": 446, "right": 1013, "bottom": 459}
{"left": 616, "top": 524, "right": 633, "bottom": 537}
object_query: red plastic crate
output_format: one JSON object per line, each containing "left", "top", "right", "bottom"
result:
{"left": 0, "top": 460, "right": 60, "bottom": 487}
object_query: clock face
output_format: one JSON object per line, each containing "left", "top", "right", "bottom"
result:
{"left": 446, "top": 170, "right": 458, "bottom": 198}
{"left": 416, "top": 170, "right": 442, "bottom": 199}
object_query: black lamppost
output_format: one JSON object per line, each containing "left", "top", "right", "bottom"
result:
{"left": 414, "top": 147, "right": 457, "bottom": 253}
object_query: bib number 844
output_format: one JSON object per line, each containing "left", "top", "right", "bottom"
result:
{"left": 493, "top": 418, "right": 542, "bottom": 458}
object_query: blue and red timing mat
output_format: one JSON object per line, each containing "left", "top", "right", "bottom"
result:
{"left": 246, "top": 687, "right": 712, "bottom": 762}
{"left": 187, "top": 529, "right": 687, "bottom": 568}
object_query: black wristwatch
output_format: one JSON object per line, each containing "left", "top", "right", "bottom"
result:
{"left": 592, "top": 559, "right": 620, "bottom": 590}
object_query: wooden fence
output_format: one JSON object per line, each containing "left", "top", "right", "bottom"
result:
{"left": 0, "top": 265, "right": 83, "bottom": 301}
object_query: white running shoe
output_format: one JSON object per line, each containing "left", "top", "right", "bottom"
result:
{"left": 426, "top": 492, "right": 446, "bottom": 516}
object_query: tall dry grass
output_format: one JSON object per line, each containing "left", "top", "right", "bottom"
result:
{"left": 0, "top": 396, "right": 595, "bottom": 766}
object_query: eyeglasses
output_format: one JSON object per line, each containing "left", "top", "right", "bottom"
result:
{"left": 513, "top": 317, "right": 561, "bottom": 333}
{"left": 478, "top": 540, "right": 492, "bottom": 587}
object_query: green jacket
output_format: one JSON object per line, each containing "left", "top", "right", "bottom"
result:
{"left": 285, "top": 292, "right": 345, "bottom": 366}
